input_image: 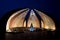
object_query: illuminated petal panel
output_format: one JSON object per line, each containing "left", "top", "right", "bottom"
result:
{"left": 27, "top": 10, "right": 40, "bottom": 28}
{"left": 6, "top": 8, "right": 29, "bottom": 32}
{"left": 35, "top": 9, "right": 56, "bottom": 31}
{"left": 41, "top": 20, "right": 44, "bottom": 29}
{"left": 23, "top": 20, "right": 26, "bottom": 27}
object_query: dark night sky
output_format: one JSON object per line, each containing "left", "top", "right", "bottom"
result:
{"left": 0, "top": 0, "right": 59, "bottom": 18}
{"left": 0, "top": 0, "right": 60, "bottom": 29}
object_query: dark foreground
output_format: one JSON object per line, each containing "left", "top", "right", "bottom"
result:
{"left": 5, "top": 30, "right": 57, "bottom": 40}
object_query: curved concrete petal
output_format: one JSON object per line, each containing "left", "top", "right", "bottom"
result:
{"left": 27, "top": 10, "right": 40, "bottom": 28}
{"left": 35, "top": 9, "right": 56, "bottom": 31}
{"left": 6, "top": 8, "right": 29, "bottom": 32}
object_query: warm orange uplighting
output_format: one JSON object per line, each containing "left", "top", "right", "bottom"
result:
{"left": 24, "top": 20, "right": 26, "bottom": 27}
{"left": 6, "top": 8, "right": 56, "bottom": 32}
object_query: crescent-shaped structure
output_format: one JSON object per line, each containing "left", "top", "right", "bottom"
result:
{"left": 6, "top": 8, "right": 56, "bottom": 32}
